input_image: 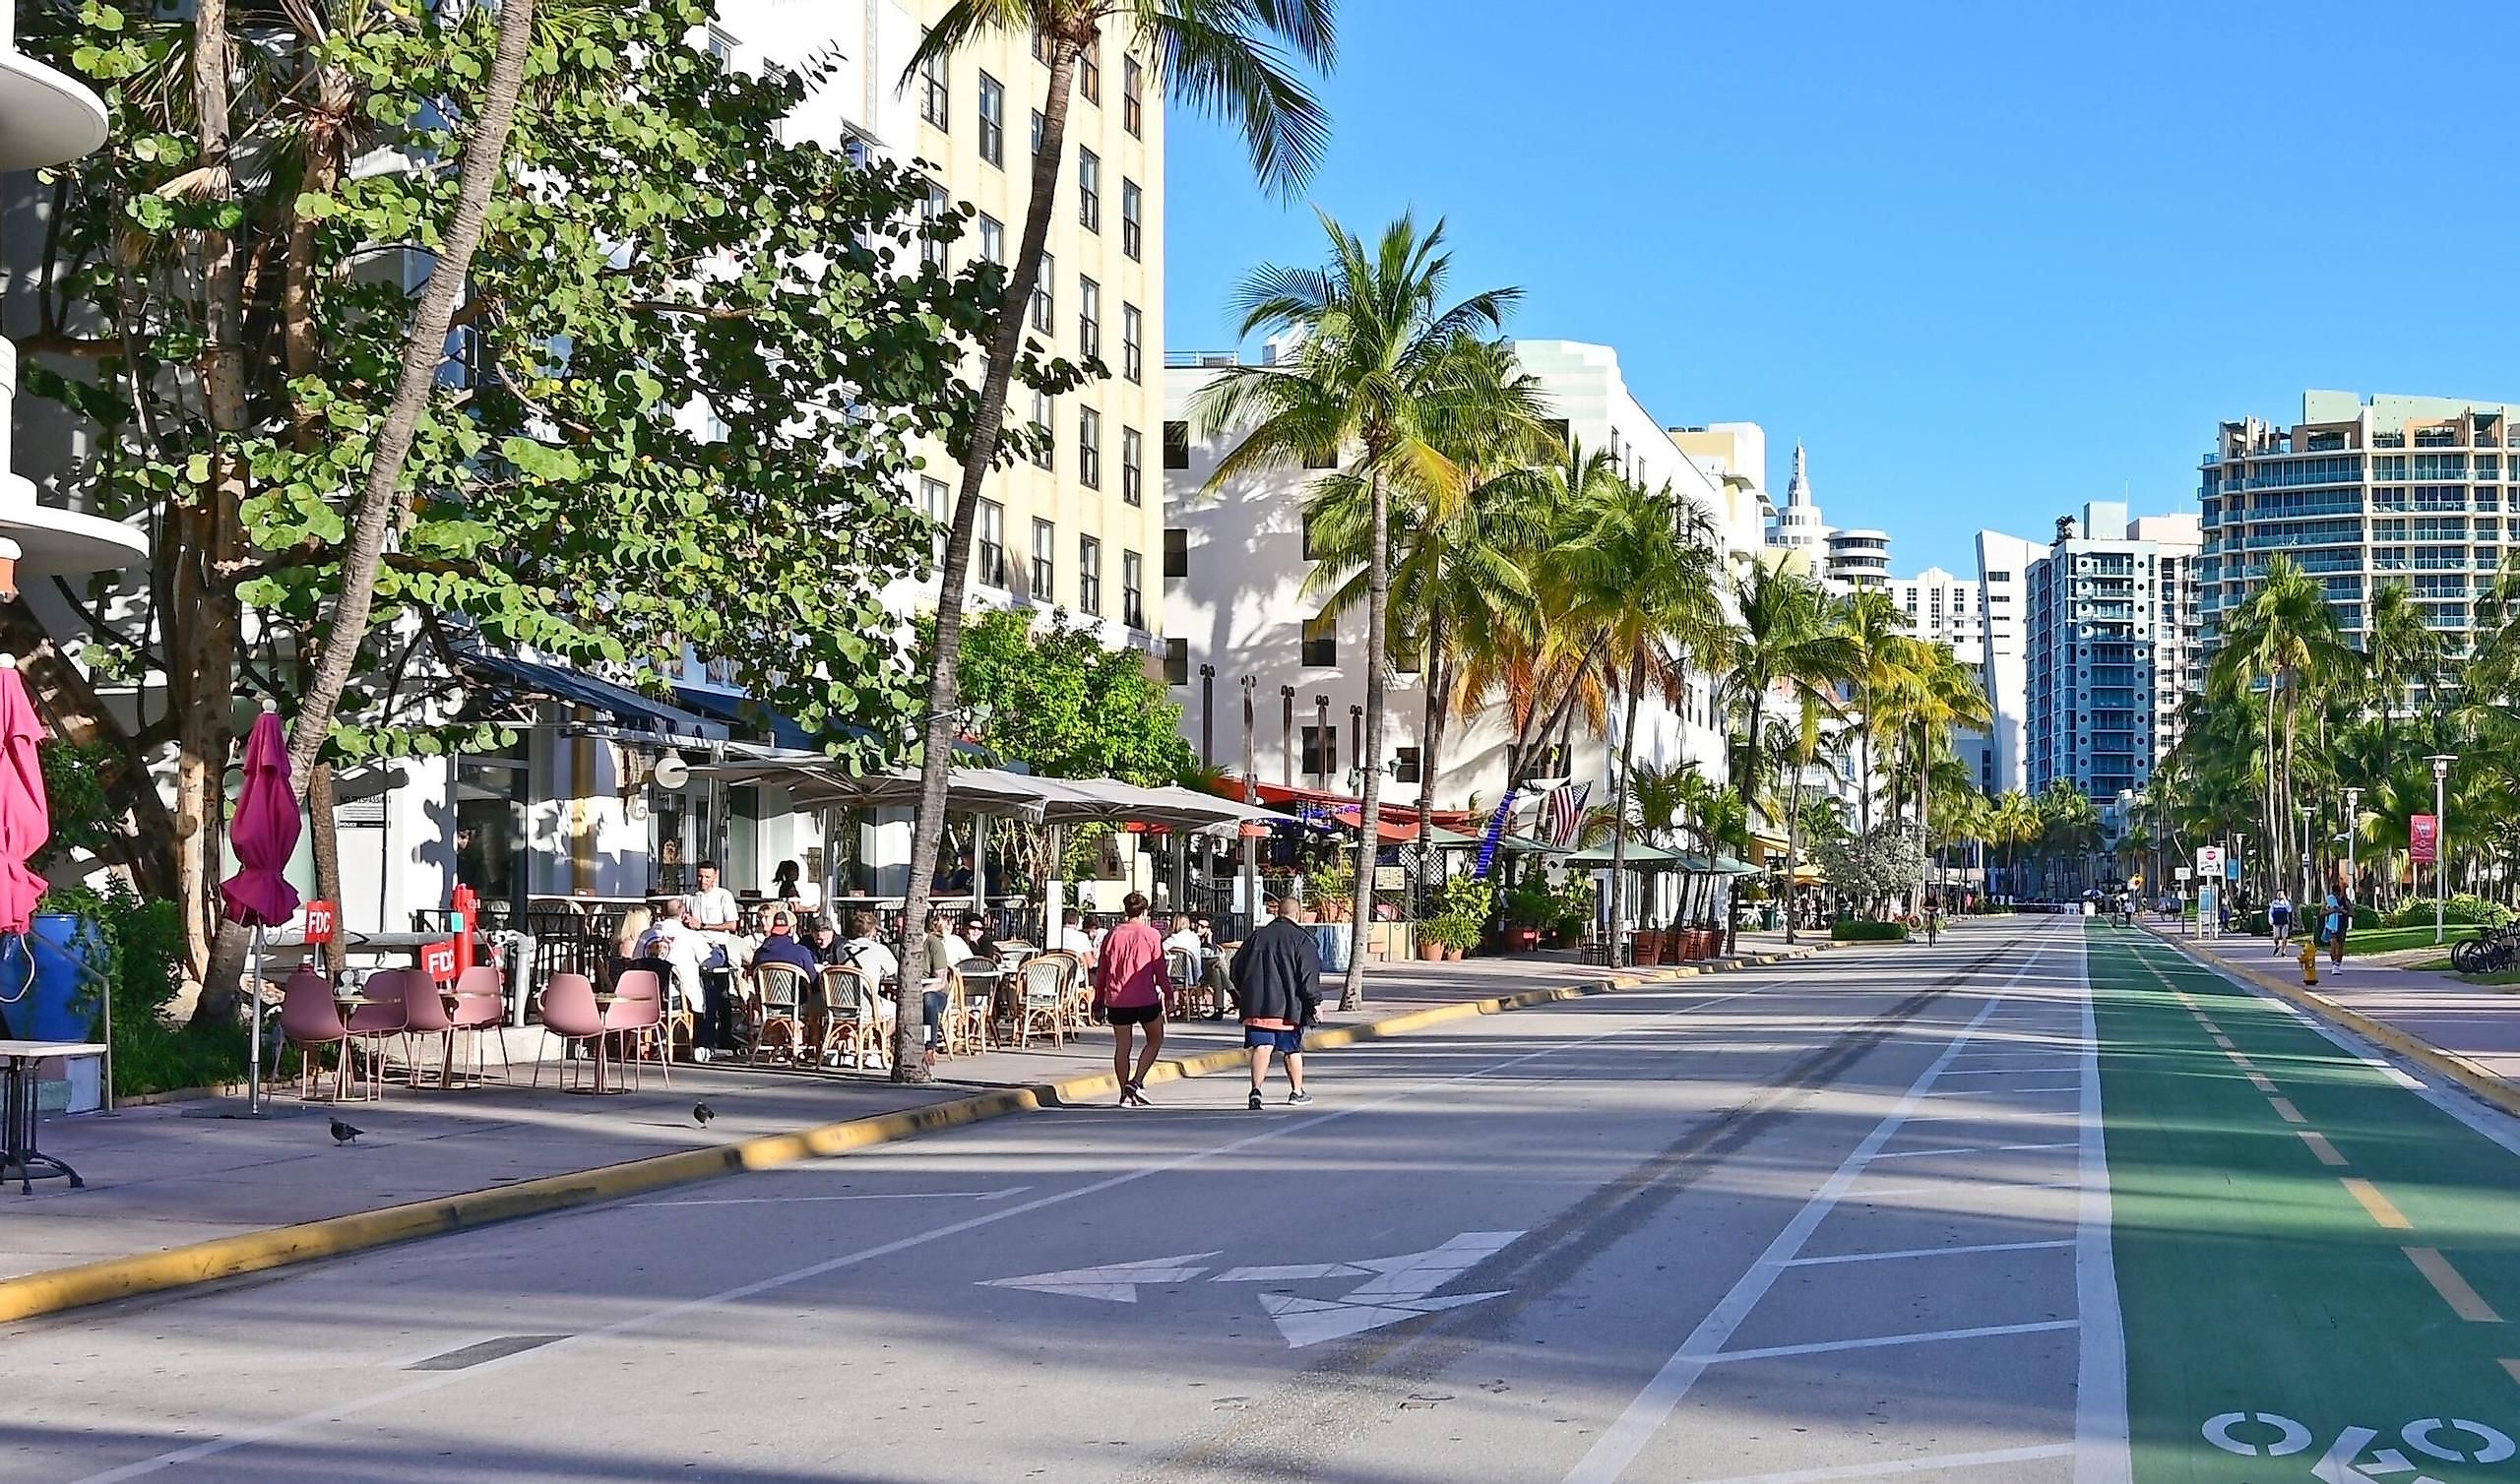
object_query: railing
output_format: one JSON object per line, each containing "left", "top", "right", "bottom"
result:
{"left": 1166, "top": 349, "right": 1245, "bottom": 369}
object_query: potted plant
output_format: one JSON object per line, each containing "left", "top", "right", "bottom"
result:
{"left": 1501, "top": 878, "right": 1555, "bottom": 952}
{"left": 1432, "top": 913, "right": 1478, "bottom": 960}
{"left": 1417, "top": 918, "right": 1450, "bottom": 960}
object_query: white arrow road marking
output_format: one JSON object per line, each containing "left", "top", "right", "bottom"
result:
{"left": 1234, "top": 1230, "right": 1528, "bottom": 1347}
{"left": 980, "top": 1252, "right": 1219, "bottom": 1303}
{"left": 1260, "top": 1290, "right": 1511, "bottom": 1348}
{"left": 1213, "top": 1263, "right": 1371, "bottom": 1283}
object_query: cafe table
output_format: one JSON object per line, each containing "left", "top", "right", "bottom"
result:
{"left": 1, "top": 1040, "right": 106, "bottom": 1193}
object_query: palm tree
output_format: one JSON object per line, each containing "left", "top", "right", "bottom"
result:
{"left": 891, "top": 1, "right": 1335, "bottom": 1078}
{"left": 1296, "top": 340, "right": 1553, "bottom": 890}
{"left": 1725, "top": 565, "right": 1858, "bottom": 832}
{"left": 2209, "top": 553, "right": 2359, "bottom": 900}
{"left": 2363, "top": 580, "right": 2442, "bottom": 726}
{"left": 1195, "top": 213, "right": 1525, "bottom": 1009}
{"left": 1837, "top": 587, "right": 1917, "bottom": 835}
{"left": 1902, "top": 643, "right": 1993, "bottom": 871}
{"left": 1545, "top": 476, "right": 1729, "bottom": 961}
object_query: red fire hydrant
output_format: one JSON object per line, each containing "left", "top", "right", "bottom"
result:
{"left": 451, "top": 884, "right": 479, "bottom": 977}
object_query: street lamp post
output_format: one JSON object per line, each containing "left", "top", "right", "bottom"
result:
{"left": 1241, "top": 676, "right": 1259, "bottom": 932}
{"left": 2342, "top": 785, "right": 2361, "bottom": 911}
{"left": 2429, "top": 754, "right": 2458, "bottom": 945}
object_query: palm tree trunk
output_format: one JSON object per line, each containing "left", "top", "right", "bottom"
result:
{"left": 1415, "top": 611, "right": 1452, "bottom": 919}
{"left": 894, "top": 36, "right": 1084, "bottom": 1075}
{"left": 1606, "top": 655, "right": 1643, "bottom": 965}
{"left": 1784, "top": 767, "right": 1804, "bottom": 945}
{"left": 1342, "top": 468, "right": 1392, "bottom": 1010}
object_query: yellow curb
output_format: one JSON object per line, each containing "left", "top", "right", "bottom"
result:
{"left": 2139, "top": 927, "right": 2520, "bottom": 1121}
{"left": 0, "top": 953, "right": 1812, "bottom": 1328}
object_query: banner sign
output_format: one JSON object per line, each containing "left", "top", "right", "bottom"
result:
{"left": 1474, "top": 789, "right": 1520, "bottom": 880}
{"left": 420, "top": 939, "right": 461, "bottom": 983}
{"left": 302, "top": 899, "right": 338, "bottom": 944}
{"left": 2413, "top": 814, "right": 2439, "bottom": 865}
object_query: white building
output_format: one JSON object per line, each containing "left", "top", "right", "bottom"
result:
{"left": 1768, "top": 442, "right": 1830, "bottom": 576}
{"left": 1669, "top": 422, "right": 1778, "bottom": 573}
{"left": 1163, "top": 339, "right": 1740, "bottom": 833}
{"left": 1826, "top": 526, "right": 1893, "bottom": 590}
{"left": 1973, "top": 529, "right": 2042, "bottom": 796}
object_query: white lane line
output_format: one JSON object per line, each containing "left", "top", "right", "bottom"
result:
{"left": 1867, "top": 1141, "right": 2079, "bottom": 1161}
{"left": 71, "top": 975, "right": 1798, "bottom": 1484}
{"left": 1847, "top": 1178, "right": 2081, "bottom": 1203}
{"left": 1935, "top": 1064, "right": 2083, "bottom": 1077}
{"left": 2077, "top": 928, "right": 2132, "bottom": 1484}
{"left": 1921, "top": 1084, "right": 2083, "bottom": 1098}
{"left": 1683, "top": 1443, "right": 2075, "bottom": 1484}
{"left": 1561, "top": 926, "right": 2062, "bottom": 1484}
{"left": 629, "top": 1187, "right": 1036, "bottom": 1207}
{"left": 1785, "top": 1239, "right": 2074, "bottom": 1267}
{"left": 1696, "top": 1319, "right": 2078, "bottom": 1364}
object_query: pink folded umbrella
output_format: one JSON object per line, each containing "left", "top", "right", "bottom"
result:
{"left": 0, "top": 656, "right": 49, "bottom": 935}
{"left": 220, "top": 706, "right": 301, "bottom": 929}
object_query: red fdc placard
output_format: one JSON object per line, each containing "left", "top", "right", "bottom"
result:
{"left": 2412, "top": 814, "right": 2439, "bottom": 865}
{"left": 303, "top": 899, "right": 338, "bottom": 944}
{"left": 420, "top": 939, "right": 460, "bottom": 983}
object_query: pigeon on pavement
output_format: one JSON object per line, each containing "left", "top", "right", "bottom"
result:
{"left": 692, "top": 1101, "right": 715, "bottom": 1127}
{"left": 329, "top": 1119, "right": 364, "bottom": 1144}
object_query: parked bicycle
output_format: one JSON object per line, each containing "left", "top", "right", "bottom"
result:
{"left": 2449, "top": 921, "right": 2520, "bottom": 975}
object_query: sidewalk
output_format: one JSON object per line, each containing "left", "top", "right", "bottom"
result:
{"left": 2144, "top": 920, "right": 2520, "bottom": 1109}
{"left": 4, "top": 948, "right": 1809, "bottom": 1298}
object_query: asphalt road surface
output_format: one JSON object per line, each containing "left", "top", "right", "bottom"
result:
{"left": 8, "top": 915, "right": 2520, "bottom": 1484}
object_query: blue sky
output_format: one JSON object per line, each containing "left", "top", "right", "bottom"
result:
{"left": 1163, "top": 0, "right": 2520, "bottom": 575}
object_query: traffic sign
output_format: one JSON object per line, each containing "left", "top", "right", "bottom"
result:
{"left": 2196, "top": 845, "right": 2225, "bottom": 876}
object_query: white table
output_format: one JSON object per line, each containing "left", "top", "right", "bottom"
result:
{"left": 1, "top": 1040, "right": 105, "bottom": 1193}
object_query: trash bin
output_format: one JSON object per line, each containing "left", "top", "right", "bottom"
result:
{"left": 1761, "top": 904, "right": 1780, "bottom": 932}
{"left": 1309, "top": 921, "right": 1353, "bottom": 974}
{"left": 0, "top": 914, "right": 106, "bottom": 1113}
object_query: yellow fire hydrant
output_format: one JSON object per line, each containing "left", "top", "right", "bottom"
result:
{"left": 2300, "top": 938, "right": 2319, "bottom": 986}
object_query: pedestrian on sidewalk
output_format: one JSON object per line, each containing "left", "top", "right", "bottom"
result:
{"left": 1229, "top": 893, "right": 1320, "bottom": 1110}
{"left": 2268, "top": 889, "right": 2294, "bottom": 954}
{"left": 1094, "top": 893, "right": 1167, "bottom": 1107}
{"left": 2324, "top": 874, "right": 2353, "bottom": 970}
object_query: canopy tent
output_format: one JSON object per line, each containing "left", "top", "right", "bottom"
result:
{"left": 1496, "top": 835, "right": 1569, "bottom": 856}
{"left": 1563, "top": 839, "right": 1686, "bottom": 868}
{"left": 1325, "top": 809, "right": 1482, "bottom": 847}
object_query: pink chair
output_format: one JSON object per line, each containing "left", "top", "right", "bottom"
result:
{"left": 399, "top": 968, "right": 458, "bottom": 1088}
{"left": 449, "top": 965, "right": 512, "bottom": 1084}
{"left": 602, "top": 969, "right": 666, "bottom": 1091}
{"left": 534, "top": 973, "right": 606, "bottom": 1091}
{"left": 342, "top": 971, "right": 411, "bottom": 1099}
{"left": 278, "top": 968, "right": 349, "bottom": 1101}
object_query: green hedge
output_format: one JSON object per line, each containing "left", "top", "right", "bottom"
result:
{"left": 2386, "top": 894, "right": 2512, "bottom": 929}
{"left": 1832, "top": 920, "right": 1911, "bottom": 942}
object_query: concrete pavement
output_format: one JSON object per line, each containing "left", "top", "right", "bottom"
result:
{"left": 12, "top": 916, "right": 2517, "bottom": 1482}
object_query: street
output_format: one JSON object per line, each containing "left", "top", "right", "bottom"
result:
{"left": 7, "top": 916, "right": 2520, "bottom": 1483}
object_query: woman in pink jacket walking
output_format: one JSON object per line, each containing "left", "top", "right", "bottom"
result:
{"left": 1094, "top": 893, "right": 1167, "bottom": 1107}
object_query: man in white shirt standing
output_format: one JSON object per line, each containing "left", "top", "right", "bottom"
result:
{"left": 687, "top": 861, "right": 741, "bottom": 934}
{"left": 1059, "top": 909, "right": 1098, "bottom": 969}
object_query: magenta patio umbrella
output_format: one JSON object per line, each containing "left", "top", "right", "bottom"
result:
{"left": 0, "top": 655, "right": 50, "bottom": 936}
{"left": 221, "top": 703, "right": 301, "bottom": 1114}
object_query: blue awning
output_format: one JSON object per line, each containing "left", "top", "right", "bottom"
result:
{"left": 460, "top": 649, "right": 727, "bottom": 744}
{"left": 672, "top": 685, "right": 822, "bottom": 751}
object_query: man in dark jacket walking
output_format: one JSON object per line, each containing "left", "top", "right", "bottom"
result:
{"left": 1229, "top": 894, "right": 1322, "bottom": 1110}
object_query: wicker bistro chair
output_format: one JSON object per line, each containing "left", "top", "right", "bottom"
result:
{"left": 1164, "top": 948, "right": 1213, "bottom": 1020}
{"left": 815, "top": 963, "right": 887, "bottom": 1072}
{"left": 1009, "top": 951, "right": 1083, "bottom": 1049}
{"left": 750, "top": 962, "right": 812, "bottom": 1065}
{"left": 939, "top": 964, "right": 991, "bottom": 1057}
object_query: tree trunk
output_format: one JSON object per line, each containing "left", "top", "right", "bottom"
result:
{"left": 1341, "top": 467, "right": 1391, "bottom": 1011}
{"left": 1783, "top": 767, "right": 1803, "bottom": 945}
{"left": 894, "top": 32, "right": 1085, "bottom": 1077}
{"left": 306, "top": 763, "right": 346, "bottom": 980}
{"left": 1415, "top": 613, "right": 1451, "bottom": 922}
{"left": 182, "top": 0, "right": 251, "bottom": 1025}
{"left": 1606, "top": 654, "right": 1643, "bottom": 965}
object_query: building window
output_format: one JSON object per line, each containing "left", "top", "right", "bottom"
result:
{"left": 919, "top": 180, "right": 948, "bottom": 270}
{"left": 1164, "top": 420, "right": 1190, "bottom": 469}
{"left": 1033, "top": 27, "right": 1054, "bottom": 66}
{"left": 1031, "top": 519, "right": 1056, "bottom": 599}
{"left": 1394, "top": 746, "right": 1422, "bottom": 784}
{"left": 1031, "top": 253, "right": 1053, "bottom": 334}
{"left": 918, "top": 39, "right": 949, "bottom": 129}
{"left": 1079, "top": 405, "right": 1102, "bottom": 488}
{"left": 1032, "top": 392, "right": 1055, "bottom": 470}
{"left": 1078, "top": 535, "right": 1102, "bottom": 615}
{"left": 920, "top": 475, "right": 949, "bottom": 567}
{"left": 976, "top": 72, "right": 1004, "bottom": 165}
{"left": 1079, "top": 36, "right": 1100, "bottom": 102}
{"left": 704, "top": 26, "right": 737, "bottom": 63}
{"left": 976, "top": 214, "right": 1004, "bottom": 267}
{"left": 1079, "top": 149, "right": 1101, "bottom": 232}
{"left": 1164, "top": 526, "right": 1188, "bottom": 579}
{"left": 976, "top": 499, "right": 1006, "bottom": 587}
{"left": 1122, "top": 304, "right": 1143, "bottom": 383}
{"left": 1301, "top": 725, "right": 1339, "bottom": 778}
{"left": 1124, "top": 56, "right": 1144, "bottom": 136}
{"left": 1031, "top": 108, "right": 1045, "bottom": 156}
{"left": 1078, "top": 276, "right": 1101, "bottom": 359}
{"left": 1121, "top": 180, "right": 1143, "bottom": 260}
{"left": 1302, "top": 611, "right": 1337, "bottom": 667}
{"left": 1122, "top": 551, "right": 1144, "bottom": 629}
{"left": 1165, "top": 638, "right": 1189, "bottom": 686}
{"left": 1122, "top": 427, "right": 1143, "bottom": 507}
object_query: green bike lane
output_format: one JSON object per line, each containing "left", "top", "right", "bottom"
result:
{"left": 2089, "top": 922, "right": 2520, "bottom": 1483}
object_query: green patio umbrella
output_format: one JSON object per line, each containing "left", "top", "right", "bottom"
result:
{"left": 1563, "top": 839, "right": 1685, "bottom": 868}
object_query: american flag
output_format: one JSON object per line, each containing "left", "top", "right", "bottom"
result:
{"left": 1542, "top": 782, "right": 1591, "bottom": 848}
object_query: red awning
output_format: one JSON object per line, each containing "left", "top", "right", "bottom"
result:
{"left": 1215, "top": 776, "right": 1481, "bottom": 831}
{"left": 1329, "top": 809, "right": 1419, "bottom": 842}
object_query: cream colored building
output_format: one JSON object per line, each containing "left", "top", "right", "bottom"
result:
{"left": 907, "top": 3, "right": 1168, "bottom": 653}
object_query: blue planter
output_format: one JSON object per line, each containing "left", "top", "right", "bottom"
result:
{"left": 1309, "top": 921, "right": 1353, "bottom": 974}
{"left": 0, "top": 915, "right": 105, "bottom": 1112}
